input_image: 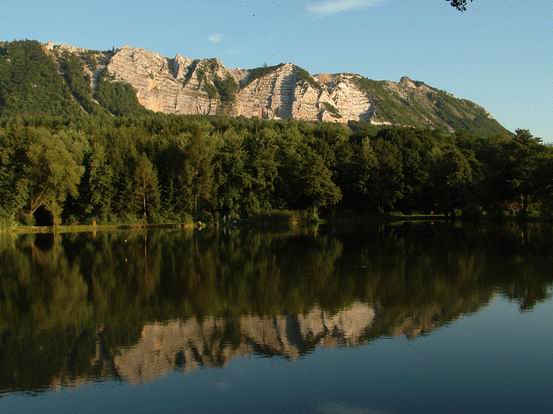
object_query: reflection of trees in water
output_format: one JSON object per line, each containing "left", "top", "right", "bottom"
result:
{"left": 0, "top": 223, "right": 552, "bottom": 392}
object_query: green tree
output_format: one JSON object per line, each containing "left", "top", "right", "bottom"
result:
{"left": 505, "top": 129, "right": 543, "bottom": 213}
{"left": 301, "top": 150, "right": 342, "bottom": 216}
{"left": 133, "top": 154, "right": 160, "bottom": 221}
{"left": 531, "top": 151, "right": 553, "bottom": 216}
{"left": 181, "top": 131, "right": 215, "bottom": 217}
{"left": 0, "top": 128, "right": 28, "bottom": 227}
{"left": 433, "top": 148, "right": 474, "bottom": 216}
{"left": 25, "top": 130, "right": 85, "bottom": 225}
{"left": 352, "top": 138, "right": 379, "bottom": 208}
{"left": 213, "top": 130, "right": 252, "bottom": 219}
{"left": 367, "top": 139, "right": 404, "bottom": 212}
{"left": 244, "top": 128, "right": 279, "bottom": 215}
{"left": 85, "top": 142, "right": 114, "bottom": 222}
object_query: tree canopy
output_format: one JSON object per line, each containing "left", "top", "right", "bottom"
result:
{"left": 1, "top": 111, "right": 551, "bottom": 228}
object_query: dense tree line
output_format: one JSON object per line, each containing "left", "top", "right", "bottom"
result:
{"left": 0, "top": 113, "right": 552, "bottom": 227}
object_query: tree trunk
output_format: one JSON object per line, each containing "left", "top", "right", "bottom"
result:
{"left": 142, "top": 176, "right": 147, "bottom": 219}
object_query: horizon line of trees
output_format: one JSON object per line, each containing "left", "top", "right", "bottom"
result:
{"left": 1, "top": 113, "right": 552, "bottom": 227}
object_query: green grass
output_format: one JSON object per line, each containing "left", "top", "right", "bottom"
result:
{"left": 11, "top": 222, "right": 194, "bottom": 235}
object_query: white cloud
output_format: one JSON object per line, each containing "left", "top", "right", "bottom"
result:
{"left": 307, "top": 0, "right": 382, "bottom": 16}
{"left": 207, "top": 32, "right": 223, "bottom": 44}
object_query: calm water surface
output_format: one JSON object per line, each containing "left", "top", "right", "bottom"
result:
{"left": 0, "top": 222, "right": 552, "bottom": 413}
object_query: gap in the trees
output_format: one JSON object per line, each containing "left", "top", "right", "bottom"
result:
{"left": 33, "top": 205, "right": 54, "bottom": 227}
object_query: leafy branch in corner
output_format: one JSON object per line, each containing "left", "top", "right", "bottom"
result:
{"left": 448, "top": 0, "right": 473, "bottom": 11}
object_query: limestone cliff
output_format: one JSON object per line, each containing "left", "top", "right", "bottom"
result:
{"left": 33, "top": 41, "right": 506, "bottom": 134}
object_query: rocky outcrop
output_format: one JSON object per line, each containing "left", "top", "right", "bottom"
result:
{"left": 104, "top": 49, "right": 379, "bottom": 124}
{"left": 235, "top": 63, "right": 298, "bottom": 119}
{"left": 39, "top": 41, "right": 507, "bottom": 134}
{"left": 107, "top": 47, "right": 219, "bottom": 115}
{"left": 101, "top": 49, "right": 376, "bottom": 124}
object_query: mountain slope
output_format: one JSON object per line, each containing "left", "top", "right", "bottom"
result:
{"left": 0, "top": 40, "right": 508, "bottom": 136}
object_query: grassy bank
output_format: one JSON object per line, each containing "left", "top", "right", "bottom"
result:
{"left": 4, "top": 210, "right": 553, "bottom": 235}
{"left": 11, "top": 222, "right": 194, "bottom": 235}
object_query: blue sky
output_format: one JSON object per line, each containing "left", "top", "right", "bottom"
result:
{"left": 2, "top": 0, "right": 552, "bottom": 140}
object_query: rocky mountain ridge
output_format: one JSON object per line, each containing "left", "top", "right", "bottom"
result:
{"left": 93, "top": 43, "right": 494, "bottom": 129}
{"left": 0, "top": 40, "right": 508, "bottom": 135}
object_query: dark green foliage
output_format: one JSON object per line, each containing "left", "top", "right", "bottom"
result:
{"left": 0, "top": 40, "right": 81, "bottom": 117}
{"left": 352, "top": 75, "right": 507, "bottom": 137}
{"left": 0, "top": 128, "right": 28, "bottom": 225}
{"left": 60, "top": 53, "right": 104, "bottom": 115}
{"left": 322, "top": 102, "right": 342, "bottom": 119}
{"left": 180, "top": 129, "right": 216, "bottom": 215}
{"left": 94, "top": 69, "right": 146, "bottom": 116}
{"left": 24, "top": 129, "right": 86, "bottom": 225}
{"left": 295, "top": 67, "right": 322, "bottom": 91}
{"left": 365, "top": 138, "right": 405, "bottom": 212}
{"left": 244, "top": 128, "right": 279, "bottom": 214}
{"left": 212, "top": 129, "right": 252, "bottom": 218}
{"left": 432, "top": 148, "right": 474, "bottom": 215}
{"left": 213, "top": 75, "right": 238, "bottom": 104}
{"left": 196, "top": 68, "right": 218, "bottom": 99}
{"left": 301, "top": 150, "right": 342, "bottom": 212}
{"left": 133, "top": 154, "right": 160, "bottom": 220}
{"left": 1, "top": 112, "right": 549, "bottom": 226}
{"left": 80, "top": 49, "right": 102, "bottom": 72}
{"left": 241, "top": 64, "right": 284, "bottom": 88}
{"left": 82, "top": 142, "right": 114, "bottom": 222}
{"left": 532, "top": 152, "right": 553, "bottom": 216}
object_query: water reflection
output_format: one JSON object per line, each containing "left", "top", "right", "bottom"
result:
{"left": 0, "top": 222, "right": 552, "bottom": 393}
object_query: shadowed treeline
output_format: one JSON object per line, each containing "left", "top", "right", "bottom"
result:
{"left": 0, "top": 222, "right": 552, "bottom": 393}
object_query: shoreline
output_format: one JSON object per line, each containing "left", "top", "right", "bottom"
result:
{"left": 9, "top": 222, "right": 194, "bottom": 235}
{"left": 4, "top": 213, "right": 553, "bottom": 235}
{"left": 4, "top": 214, "right": 445, "bottom": 235}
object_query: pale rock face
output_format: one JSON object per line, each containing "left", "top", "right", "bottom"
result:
{"left": 234, "top": 63, "right": 306, "bottom": 120}
{"left": 291, "top": 83, "right": 322, "bottom": 121}
{"left": 328, "top": 75, "right": 373, "bottom": 122}
{"left": 389, "top": 76, "right": 433, "bottom": 99}
{"left": 104, "top": 47, "right": 376, "bottom": 123}
{"left": 172, "top": 53, "right": 194, "bottom": 80}
{"left": 107, "top": 46, "right": 219, "bottom": 115}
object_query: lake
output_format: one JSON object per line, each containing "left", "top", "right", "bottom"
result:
{"left": 0, "top": 221, "right": 552, "bottom": 413}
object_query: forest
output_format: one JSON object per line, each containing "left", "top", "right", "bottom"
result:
{"left": 0, "top": 111, "right": 552, "bottom": 228}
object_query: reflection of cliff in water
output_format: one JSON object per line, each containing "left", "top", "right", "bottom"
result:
{"left": 0, "top": 222, "right": 552, "bottom": 392}
{"left": 113, "top": 303, "right": 375, "bottom": 384}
